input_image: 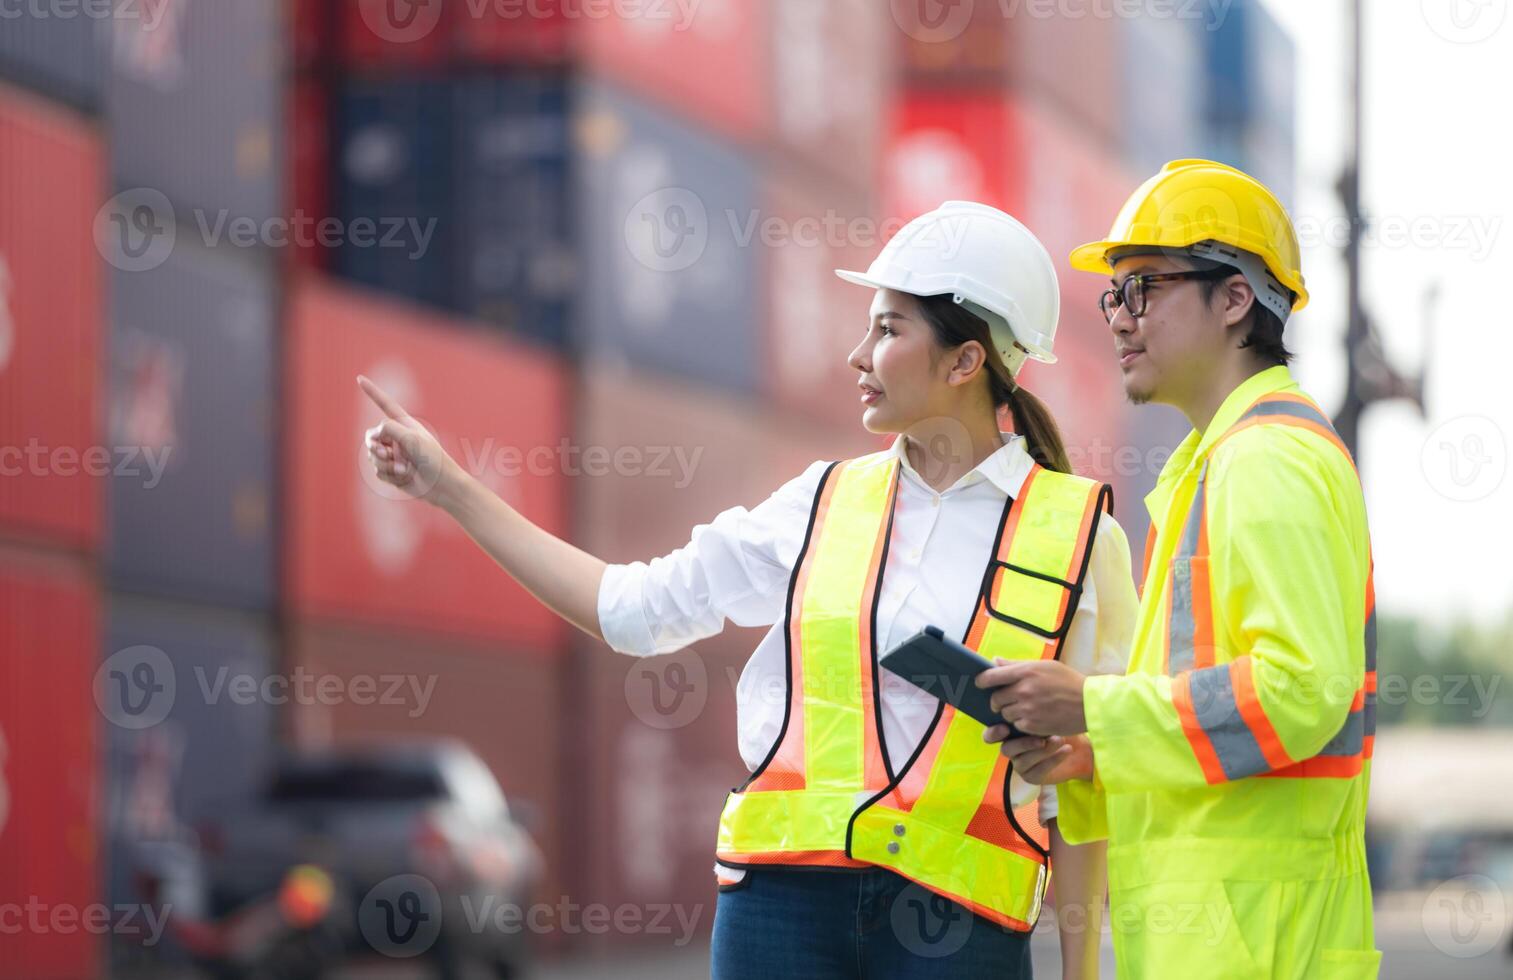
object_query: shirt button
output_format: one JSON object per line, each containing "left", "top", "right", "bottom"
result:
{"left": 931, "top": 496, "right": 940, "bottom": 507}
{"left": 887, "top": 841, "right": 901, "bottom": 855}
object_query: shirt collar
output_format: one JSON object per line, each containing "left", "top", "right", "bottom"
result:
{"left": 1161, "top": 364, "right": 1300, "bottom": 480}
{"left": 889, "top": 430, "right": 1035, "bottom": 499}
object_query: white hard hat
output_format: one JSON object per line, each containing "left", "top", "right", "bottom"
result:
{"left": 836, "top": 201, "right": 1060, "bottom": 375}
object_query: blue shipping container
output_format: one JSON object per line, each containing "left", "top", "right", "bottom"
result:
{"left": 108, "top": 0, "right": 282, "bottom": 225}
{"left": 107, "top": 239, "right": 276, "bottom": 610}
{"left": 0, "top": 3, "right": 105, "bottom": 111}
{"left": 334, "top": 75, "right": 455, "bottom": 312}
{"left": 1122, "top": 13, "right": 1205, "bottom": 175}
{"left": 452, "top": 73, "right": 575, "bottom": 348}
{"left": 575, "top": 82, "right": 761, "bottom": 392}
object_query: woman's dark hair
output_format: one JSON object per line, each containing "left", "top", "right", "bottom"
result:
{"left": 1198, "top": 267, "right": 1294, "bottom": 366}
{"left": 914, "top": 293, "right": 1073, "bottom": 474}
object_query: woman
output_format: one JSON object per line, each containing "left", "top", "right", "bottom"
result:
{"left": 360, "top": 201, "right": 1138, "bottom": 979}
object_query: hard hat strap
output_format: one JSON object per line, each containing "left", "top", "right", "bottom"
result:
{"left": 956, "top": 297, "right": 1028, "bottom": 378}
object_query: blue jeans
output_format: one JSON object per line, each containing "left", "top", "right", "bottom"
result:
{"left": 710, "top": 865, "right": 1033, "bottom": 979}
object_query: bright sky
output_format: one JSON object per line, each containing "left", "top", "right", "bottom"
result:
{"left": 1262, "top": 0, "right": 1513, "bottom": 625}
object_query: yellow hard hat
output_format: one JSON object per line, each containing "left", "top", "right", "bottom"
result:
{"left": 1069, "top": 159, "right": 1309, "bottom": 315}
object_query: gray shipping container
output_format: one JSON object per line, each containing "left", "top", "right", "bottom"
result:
{"left": 108, "top": 0, "right": 282, "bottom": 224}
{"left": 575, "top": 82, "right": 761, "bottom": 393}
{"left": 0, "top": 3, "right": 105, "bottom": 111}
{"left": 1121, "top": 14, "right": 1205, "bottom": 176}
{"left": 103, "top": 594, "right": 276, "bottom": 908}
{"left": 107, "top": 239, "right": 276, "bottom": 610}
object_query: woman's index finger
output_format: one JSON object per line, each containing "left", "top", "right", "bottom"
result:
{"left": 357, "top": 375, "right": 409, "bottom": 421}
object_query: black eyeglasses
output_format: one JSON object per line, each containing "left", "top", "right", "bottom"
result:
{"left": 1099, "top": 268, "right": 1235, "bottom": 323}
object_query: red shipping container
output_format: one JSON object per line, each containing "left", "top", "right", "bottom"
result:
{"left": 761, "top": 175, "right": 888, "bottom": 432}
{"left": 578, "top": 0, "right": 769, "bottom": 144}
{"left": 285, "top": 277, "right": 570, "bottom": 647}
{"left": 895, "top": 1, "right": 1121, "bottom": 147}
{"left": 0, "top": 84, "right": 104, "bottom": 552}
{"left": 290, "top": 0, "right": 335, "bottom": 69}
{"left": 339, "top": 0, "right": 451, "bottom": 68}
{"left": 286, "top": 620, "right": 567, "bottom": 915}
{"left": 770, "top": 0, "right": 889, "bottom": 187}
{"left": 339, "top": 0, "right": 569, "bottom": 67}
{"left": 287, "top": 75, "right": 332, "bottom": 272}
{"left": 448, "top": 0, "right": 571, "bottom": 63}
{"left": 0, "top": 546, "right": 101, "bottom": 980}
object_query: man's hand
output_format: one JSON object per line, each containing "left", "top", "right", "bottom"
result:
{"left": 974, "top": 659, "right": 1090, "bottom": 735}
{"left": 982, "top": 732, "right": 1094, "bottom": 785}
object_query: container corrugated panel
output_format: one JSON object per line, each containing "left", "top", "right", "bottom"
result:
{"left": 762, "top": 174, "right": 882, "bottom": 431}
{"left": 285, "top": 278, "right": 570, "bottom": 647}
{"left": 108, "top": 0, "right": 282, "bottom": 225}
{"left": 896, "top": 3, "right": 1121, "bottom": 146}
{"left": 0, "top": 3, "right": 105, "bottom": 112}
{"left": 575, "top": 83, "right": 761, "bottom": 392}
{"left": 291, "top": 0, "right": 335, "bottom": 71}
{"left": 770, "top": 0, "right": 888, "bottom": 188}
{"left": 106, "top": 240, "right": 276, "bottom": 610}
{"left": 0, "top": 83, "right": 105, "bottom": 552}
{"left": 101, "top": 596, "right": 276, "bottom": 909}
{"left": 0, "top": 547, "right": 101, "bottom": 980}
{"left": 452, "top": 72, "right": 574, "bottom": 348}
{"left": 1121, "top": 13, "right": 1205, "bottom": 175}
{"left": 884, "top": 90, "right": 1027, "bottom": 223}
{"left": 333, "top": 75, "right": 454, "bottom": 310}
{"left": 339, "top": 0, "right": 451, "bottom": 69}
{"left": 288, "top": 74, "right": 333, "bottom": 271}
{"left": 286, "top": 619, "right": 567, "bottom": 917}
{"left": 448, "top": 0, "right": 571, "bottom": 65}
{"left": 578, "top": 0, "right": 768, "bottom": 144}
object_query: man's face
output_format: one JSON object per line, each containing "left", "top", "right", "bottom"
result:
{"left": 1106, "top": 254, "right": 1229, "bottom": 407}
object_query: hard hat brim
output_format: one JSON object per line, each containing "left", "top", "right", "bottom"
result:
{"left": 1067, "top": 238, "right": 1311, "bottom": 313}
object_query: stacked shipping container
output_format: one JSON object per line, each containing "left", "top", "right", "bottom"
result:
{"left": 0, "top": 78, "right": 105, "bottom": 980}
{"left": 0, "top": 0, "right": 1298, "bottom": 968}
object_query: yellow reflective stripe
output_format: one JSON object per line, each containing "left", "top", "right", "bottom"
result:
{"left": 904, "top": 710, "right": 999, "bottom": 829}
{"left": 979, "top": 469, "right": 1102, "bottom": 655}
{"left": 797, "top": 454, "right": 893, "bottom": 790}
{"left": 852, "top": 804, "right": 1047, "bottom": 926}
{"left": 716, "top": 789, "right": 860, "bottom": 855}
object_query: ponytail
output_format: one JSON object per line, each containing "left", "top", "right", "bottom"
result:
{"left": 1005, "top": 385, "right": 1072, "bottom": 474}
{"left": 915, "top": 292, "right": 1074, "bottom": 475}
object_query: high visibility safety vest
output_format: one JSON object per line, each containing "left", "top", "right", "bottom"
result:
{"left": 1062, "top": 367, "right": 1380, "bottom": 977}
{"left": 715, "top": 449, "right": 1112, "bottom": 931}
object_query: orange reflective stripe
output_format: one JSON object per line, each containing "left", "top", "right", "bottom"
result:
{"left": 1230, "top": 658, "right": 1293, "bottom": 771}
{"left": 1172, "top": 672, "right": 1227, "bottom": 783}
{"left": 1140, "top": 524, "right": 1157, "bottom": 592}
{"left": 966, "top": 466, "right": 1037, "bottom": 650}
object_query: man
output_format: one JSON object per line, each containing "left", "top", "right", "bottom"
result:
{"left": 976, "top": 160, "right": 1380, "bottom": 978}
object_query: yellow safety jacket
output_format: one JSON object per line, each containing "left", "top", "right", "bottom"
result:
{"left": 715, "top": 449, "right": 1112, "bottom": 931}
{"left": 1060, "top": 367, "right": 1380, "bottom": 978}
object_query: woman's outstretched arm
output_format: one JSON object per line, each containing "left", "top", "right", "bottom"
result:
{"left": 359, "top": 375, "right": 606, "bottom": 641}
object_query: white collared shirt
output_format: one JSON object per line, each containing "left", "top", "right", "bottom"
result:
{"left": 597, "top": 433, "right": 1139, "bottom": 833}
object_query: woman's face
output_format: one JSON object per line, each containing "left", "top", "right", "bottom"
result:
{"left": 847, "top": 288, "right": 947, "bottom": 433}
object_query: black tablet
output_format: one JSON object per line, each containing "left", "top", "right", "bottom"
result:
{"left": 880, "top": 626, "right": 1023, "bottom": 736}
